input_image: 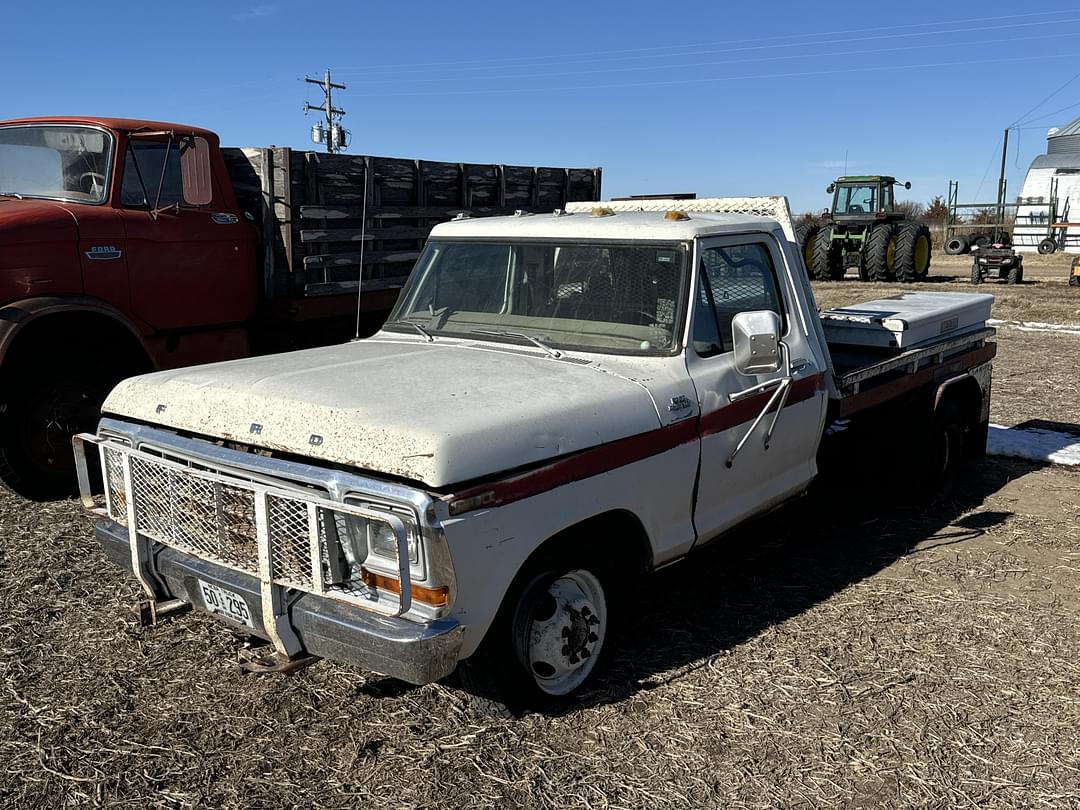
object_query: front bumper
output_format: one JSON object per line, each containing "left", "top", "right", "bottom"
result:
{"left": 95, "top": 518, "right": 465, "bottom": 685}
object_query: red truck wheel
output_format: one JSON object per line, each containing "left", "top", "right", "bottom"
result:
{"left": 0, "top": 366, "right": 109, "bottom": 500}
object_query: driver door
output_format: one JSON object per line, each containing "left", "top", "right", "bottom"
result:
{"left": 686, "top": 235, "right": 828, "bottom": 543}
{"left": 118, "top": 137, "right": 255, "bottom": 331}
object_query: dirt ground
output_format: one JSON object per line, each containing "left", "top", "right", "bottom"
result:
{"left": 2, "top": 253, "right": 1079, "bottom": 809}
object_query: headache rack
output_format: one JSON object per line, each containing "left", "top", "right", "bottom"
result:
{"left": 72, "top": 434, "right": 415, "bottom": 659}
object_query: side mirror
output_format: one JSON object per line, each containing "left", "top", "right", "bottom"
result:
{"left": 904, "top": 181, "right": 912, "bottom": 190}
{"left": 732, "top": 310, "right": 782, "bottom": 376}
{"left": 179, "top": 136, "right": 213, "bottom": 206}
{"left": 826, "top": 183, "right": 835, "bottom": 194}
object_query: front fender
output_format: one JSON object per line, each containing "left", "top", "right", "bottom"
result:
{"left": 0, "top": 295, "right": 154, "bottom": 369}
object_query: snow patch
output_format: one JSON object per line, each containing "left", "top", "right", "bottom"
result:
{"left": 987, "top": 318, "right": 1080, "bottom": 336}
{"left": 987, "top": 424, "right": 1080, "bottom": 466}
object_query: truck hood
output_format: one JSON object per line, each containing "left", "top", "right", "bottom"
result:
{"left": 0, "top": 198, "right": 78, "bottom": 244}
{"left": 102, "top": 337, "right": 665, "bottom": 489}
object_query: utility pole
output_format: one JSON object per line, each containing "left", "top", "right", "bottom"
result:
{"left": 994, "top": 128, "right": 1009, "bottom": 244}
{"left": 304, "top": 69, "right": 347, "bottom": 153}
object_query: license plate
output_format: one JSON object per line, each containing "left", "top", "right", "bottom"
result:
{"left": 198, "top": 579, "right": 254, "bottom": 629}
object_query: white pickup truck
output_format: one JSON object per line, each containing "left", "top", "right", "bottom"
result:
{"left": 75, "top": 197, "right": 996, "bottom": 711}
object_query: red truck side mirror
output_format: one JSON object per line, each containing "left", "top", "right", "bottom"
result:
{"left": 180, "top": 137, "right": 213, "bottom": 206}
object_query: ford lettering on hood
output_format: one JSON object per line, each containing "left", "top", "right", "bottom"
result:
{"left": 102, "top": 337, "right": 665, "bottom": 488}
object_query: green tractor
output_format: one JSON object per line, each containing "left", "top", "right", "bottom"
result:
{"left": 796, "top": 176, "right": 933, "bottom": 283}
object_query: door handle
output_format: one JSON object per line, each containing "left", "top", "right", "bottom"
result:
{"left": 790, "top": 358, "right": 813, "bottom": 374}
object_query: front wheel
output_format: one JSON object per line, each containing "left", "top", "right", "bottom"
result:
{"left": 0, "top": 365, "right": 110, "bottom": 500}
{"left": 455, "top": 554, "right": 617, "bottom": 715}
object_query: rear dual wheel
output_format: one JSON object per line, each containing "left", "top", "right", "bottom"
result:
{"left": 895, "top": 222, "right": 932, "bottom": 283}
{"left": 865, "top": 223, "right": 898, "bottom": 282}
{"left": 810, "top": 225, "right": 844, "bottom": 280}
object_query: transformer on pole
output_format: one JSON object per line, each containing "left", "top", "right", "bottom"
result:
{"left": 303, "top": 69, "right": 347, "bottom": 154}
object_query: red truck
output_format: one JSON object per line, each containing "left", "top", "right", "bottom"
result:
{"left": 0, "top": 116, "right": 601, "bottom": 498}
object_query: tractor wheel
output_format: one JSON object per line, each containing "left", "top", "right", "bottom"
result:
{"left": 795, "top": 223, "right": 820, "bottom": 278}
{"left": 944, "top": 235, "right": 968, "bottom": 255}
{"left": 810, "top": 224, "right": 842, "bottom": 281}
{"left": 896, "top": 222, "right": 932, "bottom": 283}
{"left": 865, "top": 223, "right": 899, "bottom": 282}
{"left": 970, "top": 261, "right": 983, "bottom": 285}
{"left": 1038, "top": 238, "right": 1057, "bottom": 255}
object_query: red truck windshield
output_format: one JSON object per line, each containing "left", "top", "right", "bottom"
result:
{"left": 0, "top": 124, "right": 113, "bottom": 204}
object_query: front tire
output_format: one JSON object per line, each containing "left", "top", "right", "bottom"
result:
{"left": 455, "top": 551, "right": 618, "bottom": 715}
{"left": 0, "top": 364, "right": 110, "bottom": 500}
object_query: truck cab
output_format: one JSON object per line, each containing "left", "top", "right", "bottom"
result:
{"left": 0, "top": 117, "right": 258, "bottom": 497}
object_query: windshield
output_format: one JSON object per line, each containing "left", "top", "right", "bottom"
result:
{"left": 0, "top": 125, "right": 113, "bottom": 203}
{"left": 387, "top": 240, "right": 689, "bottom": 355}
{"left": 834, "top": 183, "right": 878, "bottom": 215}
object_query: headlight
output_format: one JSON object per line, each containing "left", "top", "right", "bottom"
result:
{"left": 367, "top": 517, "right": 419, "bottom": 563}
{"left": 340, "top": 501, "right": 423, "bottom": 572}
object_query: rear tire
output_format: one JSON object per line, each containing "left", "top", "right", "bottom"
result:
{"left": 895, "top": 222, "right": 932, "bottom": 282}
{"left": 454, "top": 546, "right": 620, "bottom": 716}
{"left": 970, "top": 261, "right": 983, "bottom": 284}
{"left": 865, "top": 223, "right": 899, "bottom": 282}
{"left": 944, "top": 235, "right": 968, "bottom": 255}
{"left": 1038, "top": 238, "right": 1057, "bottom": 255}
{"left": 810, "top": 224, "right": 843, "bottom": 281}
{"left": 1007, "top": 264, "right": 1023, "bottom": 284}
{"left": 795, "top": 223, "right": 820, "bottom": 278}
{"left": 919, "top": 400, "right": 966, "bottom": 499}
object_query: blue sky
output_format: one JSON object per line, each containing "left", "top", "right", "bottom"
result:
{"left": 4, "top": 1, "right": 1080, "bottom": 213}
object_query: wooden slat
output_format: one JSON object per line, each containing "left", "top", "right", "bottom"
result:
{"left": 301, "top": 226, "right": 433, "bottom": 243}
{"left": 300, "top": 204, "right": 544, "bottom": 219}
{"left": 303, "top": 250, "right": 422, "bottom": 269}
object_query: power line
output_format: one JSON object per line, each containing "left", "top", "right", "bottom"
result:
{"left": 350, "top": 51, "right": 1080, "bottom": 99}
{"left": 342, "top": 30, "right": 1080, "bottom": 87}
{"left": 335, "top": 9, "right": 1080, "bottom": 75}
{"left": 1010, "top": 66, "right": 1080, "bottom": 127}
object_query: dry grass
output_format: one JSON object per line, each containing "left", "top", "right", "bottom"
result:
{"left": 2, "top": 275, "right": 1080, "bottom": 808}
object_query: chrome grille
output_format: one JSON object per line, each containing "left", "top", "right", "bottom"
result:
{"left": 267, "top": 494, "right": 315, "bottom": 589}
{"left": 95, "top": 440, "right": 413, "bottom": 616}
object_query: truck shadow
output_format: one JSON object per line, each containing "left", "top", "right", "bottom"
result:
{"left": 571, "top": 454, "right": 1042, "bottom": 713}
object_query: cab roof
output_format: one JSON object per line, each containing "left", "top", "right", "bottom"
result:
{"left": 429, "top": 210, "right": 783, "bottom": 241}
{"left": 0, "top": 116, "right": 218, "bottom": 141}
{"left": 836, "top": 175, "right": 895, "bottom": 183}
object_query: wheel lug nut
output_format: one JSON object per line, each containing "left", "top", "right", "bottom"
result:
{"left": 569, "top": 654, "right": 579, "bottom": 664}
{"left": 581, "top": 606, "right": 591, "bottom": 617}
{"left": 561, "top": 627, "right": 570, "bottom": 638}
{"left": 588, "top": 632, "right": 598, "bottom": 642}
{"left": 561, "top": 645, "right": 571, "bottom": 656}
{"left": 581, "top": 648, "right": 591, "bottom": 658}
{"left": 588, "top": 616, "right": 600, "bottom": 626}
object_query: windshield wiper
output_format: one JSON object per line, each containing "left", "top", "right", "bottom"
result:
{"left": 384, "top": 319, "right": 434, "bottom": 342}
{"left": 474, "top": 330, "right": 563, "bottom": 359}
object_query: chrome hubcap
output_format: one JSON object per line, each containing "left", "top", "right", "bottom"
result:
{"left": 517, "top": 569, "right": 607, "bottom": 696}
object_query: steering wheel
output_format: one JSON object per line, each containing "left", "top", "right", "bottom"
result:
{"left": 77, "top": 172, "right": 106, "bottom": 195}
{"left": 619, "top": 309, "right": 658, "bottom": 325}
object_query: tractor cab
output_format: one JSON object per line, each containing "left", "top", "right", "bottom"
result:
{"left": 827, "top": 176, "right": 908, "bottom": 224}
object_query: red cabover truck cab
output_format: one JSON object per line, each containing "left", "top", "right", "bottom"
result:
{"left": 0, "top": 117, "right": 261, "bottom": 498}
{"left": 0, "top": 115, "right": 603, "bottom": 499}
